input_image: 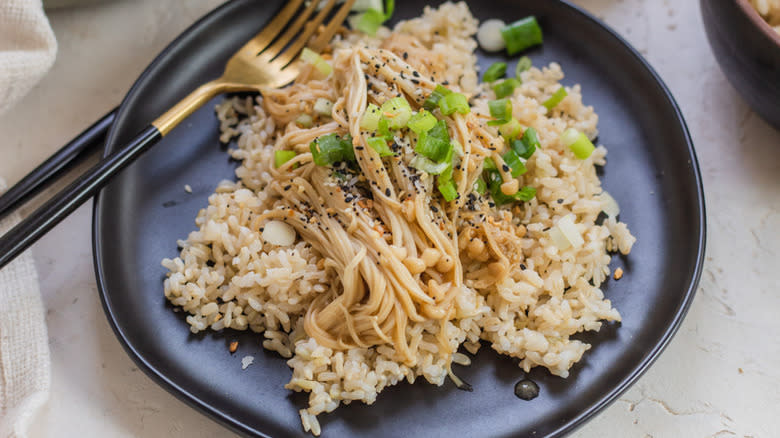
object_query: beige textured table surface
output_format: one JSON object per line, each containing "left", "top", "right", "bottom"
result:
{"left": 1, "top": 0, "right": 778, "bottom": 436}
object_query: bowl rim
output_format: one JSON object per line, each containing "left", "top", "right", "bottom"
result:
{"left": 735, "top": 0, "right": 780, "bottom": 47}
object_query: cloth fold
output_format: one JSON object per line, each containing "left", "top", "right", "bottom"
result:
{"left": 1, "top": 1, "right": 58, "bottom": 435}
{"left": 0, "top": 0, "right": 57, "bottom": 115}
{"left": 0, "top": 181, "right": 50, "bottom": 438}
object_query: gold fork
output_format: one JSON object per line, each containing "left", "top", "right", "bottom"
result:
{"left": 154, "top": 0, "right": 356, "bottom": 135}
{"left": 0, "top": 0, "right": 356, "bottom": 269}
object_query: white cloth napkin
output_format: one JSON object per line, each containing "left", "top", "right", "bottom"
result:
{"left": 0, "top": 0, "right": 56, "bottom": 436}
{"left": 0, "top": 0, "right": 57, "bottom": 115}
{"left": 0, "top": 189, "right": 50, "bottom": 438}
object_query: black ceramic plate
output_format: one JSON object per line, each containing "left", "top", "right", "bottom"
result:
{"left": 93, "top": 1, "right": 705, "bottom": 436}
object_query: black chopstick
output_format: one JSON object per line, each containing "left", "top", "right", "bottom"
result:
{"left": 0, "top": 108, "right": 117, "bottom": 220}
{"left": 0, "top": 123, "right": 163, "bottom": 269}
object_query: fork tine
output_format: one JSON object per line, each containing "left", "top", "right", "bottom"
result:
{"left": 310, "top": 0, "right": 357, "bottom": 52}
{"left": 234, "top": 0, "right": 305, "bottom": 59}
{"left": 260, "top": 0, "right": 323, "bottom": 60}
{"left": 273, "top": 0, "right": 348, "bottom": 67}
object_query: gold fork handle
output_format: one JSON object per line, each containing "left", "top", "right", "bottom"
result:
{"left": 152, "top": 78, "right": 240, "bottom": 136}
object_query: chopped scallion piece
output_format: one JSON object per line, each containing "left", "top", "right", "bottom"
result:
{"left": 439, "top": 148, "right": 455, "bottom": 183}
{"left": 423, "top": 85, "right": 452, "bottom": 111}
{"left": 439, "top": 92, "right": 470, "bottom": 116}
{"left": 501, "top": 16, "right": 543, "bottom": 56}
{"left": 488, "top": 98, "right": 513, "bottom": 125}
{"left": 473, "top": 177, "right": 487, "bottom": 195}
{"left": 300, "top": 47, "right": 333, "bottom": 77}
{"left": 451, "top": 139, "right": 464, "bottom": 158}
{"left": 499, "top": 118, "right": 523, "bottom": 140}
{"left": 353, "top": 9, "right": 385, "bottom": 35}
{"left": 408, "top": 110, "right": 437, "bottom": 134}
{"left": 314, "top": 98, "right": 334, "bottom": 116}
{"left": 438, "top": 179, "right": 458, "bottom": 202}
{"left": 415, "top": 120, "right": 451, "bottom": 161}
{"left": 410, "top": 155, "right": 450, "bottom": 175}
{"left": 341, "top": 134, "right": 356, "bottom": 162}
{"left": 510, "top": 127, "right": 539, "bottom": 159}
{"left": 493, "top": 78, "right": 520, "bottom": 99}
{"left": 366, "top": 136, "right": 395, "bottom": 157}
{"left": 352, "top": 0, "right": 384, "bottom": 12}
{"left": 274, "top": 150, "right": 297, "bottom": 168}
{"left": 515, "top": 56, "right": 532, "bottom": 77}
{"left": 502, "top": 149, "right": 527, "bottom": 177}
{"left": 560, "top": 128, "right": 595, "bottom": 159}
{"left": 310, "top": 133, "right": 354, "bottom": 166}
{"left": 483, "top": 157, "right": 497, "bottom": 171}
{"left": 295, "top": 113, "right": 313, "bottom": 128}
{"left": 360, "top": 104, "right": 382, "bottom": 131}
{"left": 486, "top": 170, "right": 513, "bottom": 205}
{"left": 377, "top": 117, "right": 393, "bottom": 141}
{"left": 483, "top": 62, "right": 507, "bottom": 83}
{"left": 381, "top": 96, "right": 412, "bottom": 129}
{"left": 515, "top": 186, "right": 536, "bottom": 202}
{"left": 349, "top": 0, "right": 394, "bottom": 35}
{"left": 384, "top": 0, "right": 395, "bottom": 17}
{"left": 542, "top": 87, "right": 568, "bottom": 110}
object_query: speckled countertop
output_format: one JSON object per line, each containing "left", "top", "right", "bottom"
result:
{"left": 1, "top": 0, "right": 778, "bottom": 436}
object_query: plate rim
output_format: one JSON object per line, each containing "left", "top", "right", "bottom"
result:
{"left": 91, "top": 1, "right": 707, "bottom": 436}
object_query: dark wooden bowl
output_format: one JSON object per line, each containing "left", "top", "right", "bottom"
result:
{"left": 701, "top": 0, "right": 780, "bottom": 130}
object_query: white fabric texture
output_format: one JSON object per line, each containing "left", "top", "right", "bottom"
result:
{"left": 0, "top": 1, "right": 57, "bottom": 433}
{"left": 0, "top": 0, "right": 57, "bottom": 115}
{"left": 0, "top": 181, "right": 50, "bottom": 438}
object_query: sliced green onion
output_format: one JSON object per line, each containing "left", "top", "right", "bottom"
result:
{"left": 473, "top": 177, "right": 487, "bottom": 195}
{"left": 515, "top": 56, "right": 532, "bottom": 77}
{"left": 520, "top": 127, "right": 540, "bottom": 156}
{"left": 415, "top": 119, "right": 451, "bottom": 162}
{"left": 310, "top": 134, "right": 343, "bottom": 166}
{"left": 501, "top": 16, "right": 543, "bottom": 56}
{"left": 341, "top": 134, "right": 356, "bottom": 162}
{"left": 360, "top": 104, "right": 382, "bottom": 131}
{"left": 410, "top": 155, "right": 450, "bottom": 175}
{"left": 502, "top": 149, "right": 527, "bottom": 178}
{"left": 510, "top": 127, "right": 539, "bottom": 159}
{"left": 384, "top": 0, "right": 395, "bottom": 18}
{"left": 314, "top": 98, "right": 334, "bottom": 116}
{"left": 381, "top": 96, "right": 412, "bottom": 129}
{"left": 487, "top": 98, "right": 512, "bottom": 125}
{"left": 439, "top": 92, "right": 470, "bottom": 116}
{"left": 499, "top": 118, "right": 523, "bottom": 140}
{"left": 493, "top": 78, "right": 520, "bottom": 99}
{"left": 349, "top": 0, "right": 394, "bottom": 36}
{"left": 310, "top": 133, "right": 354, "bottom": 166}
{"left": 352, "top": 0, "right": 384, "bottom": 12}
{"left": 486, "top": 170, "right": 513, "bottom": 205}
{"left": 542, "top": 87, "right": 568, "bottom": 110}
{"left": 515, "top": 186, "right": 536, "bottom": 202}
{"left": 483, "top": 62, "right": 507, "bottom": 83}
{"left": 483, "top": 157, "right": 497, "bottom": 171}
{"left": 451, "top": 139, "right": 464, "bottom": 158}
{"left": 274, "top": 150, "right": 297, "bottom": 168}
{"left": 438, "top": 179, "right": 458, "bottom": 202}
{"left": 353, "top": 9, "right": 385, "bottom": 35}
{"left": 407, "top": 110, "right": 437, "bottom": 134}
{"left": 439, "top": 148, "right": 455, "bottom": 183}
{"left": 560, "top": 128, "right": 595, "bottom": 159}
{"left": 295, "top": 113, "right": 313, "bottom": 128}
{"left": 423, "top": 85, "right": 452, "bottom": 111}
{"left": 377, "top": 117, "right": 393, "bottom": 141}
{"left": 300, "top": 47, "right": 333, "bottom": 77}
{"left": 550, "top": 213, "right": 584, "bottom": 250}
{"left": 599, "top": 191, "right": 620, "bottom": 217}
{"left": 366, "top": 136, "right": 394, "bottom": 157}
